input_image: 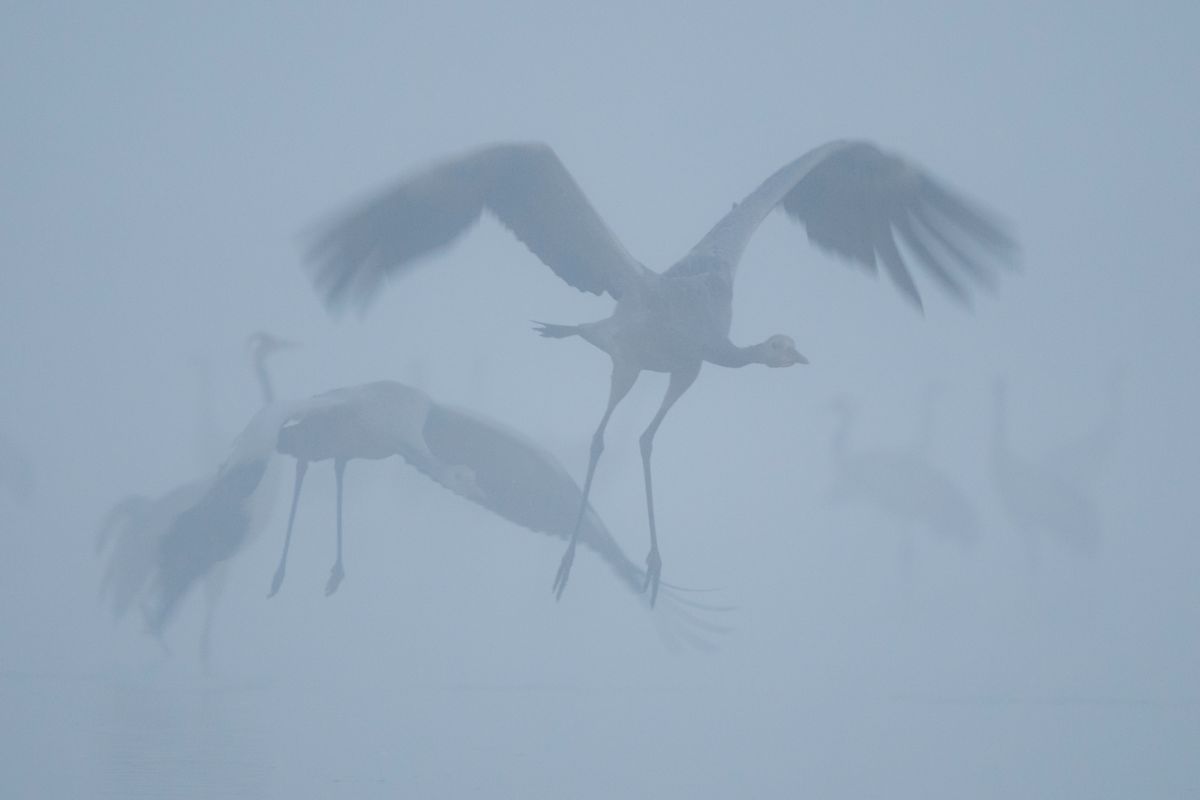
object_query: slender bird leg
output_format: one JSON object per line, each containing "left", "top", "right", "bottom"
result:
{"left": 553, "top": 363, "right": 639, "bottom": 601}
{"left": 326, "top": 458, "right": 347, "bottom": 596}
{"left": 639, "top": 365, "right": 701, "bottom": 608}
{"left": 268, "top": 460, "right": 308, "bottom": 597}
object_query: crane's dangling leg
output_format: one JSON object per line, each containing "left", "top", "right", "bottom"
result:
{"left": 268, "top": 460, "right": 308, "bottom": 597}
{"left": 553, "top": 363, "right": 639, "bottom": 601}
{"left": 326, "top": 458, "right": 347, "bottom": 596}
{"left": 639, "top": 365, "right": 701, "bottom": 607}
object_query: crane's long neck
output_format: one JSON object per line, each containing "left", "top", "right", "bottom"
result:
{"left": 254, "top": 353, "right": 274, "bottom": 405}
{"left": 707, "top": 340, "right": 763, "bottom": 368}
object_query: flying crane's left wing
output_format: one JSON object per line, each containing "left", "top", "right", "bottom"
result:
{"left": 677, "top": 140, "right": 1017, "bottom": 311}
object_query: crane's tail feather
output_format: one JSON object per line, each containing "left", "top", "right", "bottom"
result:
{"left": 658, "top": 579, "right": 726, "bottom": 593}
{"left": 662, "top": 620, "right": 724, "bottom": 654}
{"left": 531, "top": 321, "right": 580, "bottom": 339}
{"left": 652, "top": 597, "right": 735, "bottom": 653}
{"left": 650, "top": 581, "right": 738, "bottom": 653}
{"left": 661, "top": 602, "right": 737, "bottom": 635}
{"left": 660, "top": 593, "right": 738, "bottom": 614}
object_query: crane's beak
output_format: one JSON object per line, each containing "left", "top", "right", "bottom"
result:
{"left": 789, "top": 347, "right": 809, "bottom": 366}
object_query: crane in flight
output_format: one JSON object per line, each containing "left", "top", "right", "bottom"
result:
{"left": 303, "top": 140, "right": 1016, "bottom": 604}
{"left": 150, "top": 380, "right": 725, "bottom": 649}
{"left": 826, "top": 390, "right": 979, "bottom": 584}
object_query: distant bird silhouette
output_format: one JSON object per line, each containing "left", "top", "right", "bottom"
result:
{"left": 827, "top": 390, "right": 979, "bottom": 578}
{"left": 304, "top": 139, "right": 1016, "bottom": 604}
{"left": 160, "top": 380, "right": 726, "bottom": 647}
{"left": 0, "top": 431, "right": 35, "bottom": 506}
{"left": 98, "top": 332, "right": 296, "bottom": 660}
{"left": 1038, "top": 371, "right": 1124, "bottom": 491}
{"left": 989, "top": 379, "right": 1115, "bottom": 574}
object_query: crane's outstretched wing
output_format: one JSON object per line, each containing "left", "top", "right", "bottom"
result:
{"left": 307, "top": 143, "right": 648, "bottom": 314}
{"left": 676, "top": 140, "right": 1016, "bottom": 311}
{"left": 416, "top": 403, "right": 646, "bottom": 590}
{"left": 416, "top": 403, "right": 731, "bottom": 643}
{"left": 145, "top": 457, "right": 269, "bottom": 637}
{"left": 95, "top": 483, "right": 209, "bottom": 621}
{"left": 141, "top": 403, "right": 291, "bottom": 637}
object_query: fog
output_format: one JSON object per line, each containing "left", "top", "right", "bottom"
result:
{"left": 2, "top": 2, "right": 1197, "bottom": 797}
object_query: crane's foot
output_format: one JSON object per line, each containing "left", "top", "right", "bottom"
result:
{"left": 643, "top": 548, "right": 662, "bottom": 608}
{"left": 267, "top": 565, "right": 286, "bottom": 598}
{"left": 552, "top": 543, "right": 577, "bottom": 602}
{"left": 325, "top": 562, "right": 345, "bottom": 596}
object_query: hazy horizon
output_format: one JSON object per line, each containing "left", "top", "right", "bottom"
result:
{"left": 2, "top": 2, "right": 1197, "bottom": 797}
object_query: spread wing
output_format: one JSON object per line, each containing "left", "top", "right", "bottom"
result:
{"left": 307, "top": 143, "right": 648, "bottom": 314}
{"left": 675, "top": 140, "right": 1017, "bottom": 311}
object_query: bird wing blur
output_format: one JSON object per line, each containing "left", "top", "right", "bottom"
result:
{"left": 145, "top": 457, "right": 270, "bottom": 636}
{"left": 418, "top": 402, "right": 645, "bottom": 592}
{"left": 676, "top": 140, "right": 1017, "bottom": 310}
{"left": 141, "top": 402, "right": 291, "bottom": 636}
{"left": 307, "top": 143, "right": 649, "bottom": 314}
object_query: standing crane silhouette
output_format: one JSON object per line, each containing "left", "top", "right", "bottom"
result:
{"left": 97, "top": 332, "right": 296, "bottom": 660}
{"left": 990, "top": 379, "right": 1118, "bottom": 576}
{"left": 827, "top": 390, "right": 979, "bottom": 583}
{"left": 304, "top": 140, "right": 1016, "bottom": 604}
{"left": 154, "top": 380, "right": 723, "bottom": 648}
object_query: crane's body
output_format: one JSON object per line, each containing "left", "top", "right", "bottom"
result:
{"left": 828, "top": 393, "right": 979, "bottom": 546}
{"left": 305, "top": 139, "right": 1015, "bottom": 604}
{"left": 570, "top": 270, "right": 736, "bottom": 372}
{"left": 990, "top": 381, "right": 1106, "bottom": 569}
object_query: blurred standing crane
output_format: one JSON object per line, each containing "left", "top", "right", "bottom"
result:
{"left": 827, "top": 390, "right": 979, "bottom": 583}
{"left": 304, "top": 140, "right": 1016, "bottom": 603}
{"left": 97, "top": 332, "right": 296, "bottom": 662}
{"left": 990, "top": 378, "right": 1120, "bottom": 575}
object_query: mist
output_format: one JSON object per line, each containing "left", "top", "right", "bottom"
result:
{"left": 2, "top": 2, "right": 1197, "bottom": 797}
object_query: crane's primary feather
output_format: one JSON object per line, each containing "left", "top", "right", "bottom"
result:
{"left": 307, "top": 143, "right": 647, "bottom": 313}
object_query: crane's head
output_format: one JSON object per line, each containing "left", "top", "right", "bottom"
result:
{"left": 761, "top": 335, "right": 808, "bottom": 368}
